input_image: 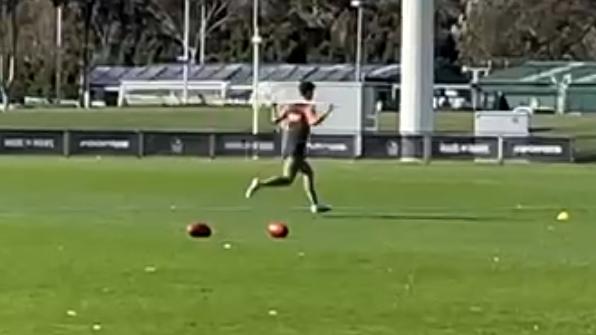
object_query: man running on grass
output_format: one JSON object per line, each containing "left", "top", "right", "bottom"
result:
{"left": 245, "top": 81, "right": 333, "bottom": 214}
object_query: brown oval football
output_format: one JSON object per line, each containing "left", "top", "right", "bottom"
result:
{"left": 187, "top": 222, "right": 212, "bottom": 238}
{"left": 267, "top": 222, "right": 289, "bottom": 239}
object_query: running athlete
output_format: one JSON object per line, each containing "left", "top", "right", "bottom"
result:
{"left": 245, "top": 81, "right": 333, "bottom": 214}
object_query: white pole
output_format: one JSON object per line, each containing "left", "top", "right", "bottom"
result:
{"left": 200, "top": 1, "right": 206, "bottom": 65}
{"left": 183, "top": 0, "right": 190, "bottom": 105}
{"left": 400, "top": 0, "right": 434, "bottom": 159}
{"left": 351, "top": 0, "right": 363, "bottom": 82}
{"left": 56, "top": 6, "right": 63, "bottom": 49}
{"left": 83, "top": 2, "right": 91, "bottom": 110}
{"left": 56, "top": 5, "right": 63, "bottom": 104}
{"left": 252, "top": 0, "right": 261, "bottom": 135}
{"left": 355, "top": 4, "right": 363, "bottom": 82}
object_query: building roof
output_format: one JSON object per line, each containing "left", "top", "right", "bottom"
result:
{"left": 480, "top": 61, "right": 596, "bottom": 87}
{"left": 90, "top": 63, "right": 468, "bottom": 89}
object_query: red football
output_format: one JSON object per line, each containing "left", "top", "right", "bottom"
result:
{"left": 267, "top": 222, "right": 289, "bottom": 239}
{"left": 187, "top": 222, "right": 212, "bottom": 238}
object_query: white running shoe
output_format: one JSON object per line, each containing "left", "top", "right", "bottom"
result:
{"left": 310, "top": 204, "right": 332, "bottom": 214}
{"left": 245, "top": 178, "right": 260, "bottom": 199}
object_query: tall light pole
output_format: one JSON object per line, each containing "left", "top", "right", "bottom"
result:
{"left": 199, "top": 1, "right": 206, "bottom": 64}
{"left": 252, "top": 0, "right": 262, "bottom": 135}
{"left": 183, "top": 0, "right": 190, "bottom": 104}
{"left": 54, "top": 3, "right": 63, "bottom": 104}
{"left": 351, "top": 0, "right": 363, "bottom": 82}
{"left": 82, "top": 0, "right": 93, "bottom": 109}
{"left": 55, "top": 4, "right": 63, "bottom": 104}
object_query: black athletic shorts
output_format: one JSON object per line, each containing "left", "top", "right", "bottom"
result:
{"left": 282, "top": 141, "right": 306, "bottom": 159}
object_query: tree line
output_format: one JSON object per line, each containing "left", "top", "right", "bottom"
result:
{"left": 2, "top": 0, "right": 596, "bottom": 107}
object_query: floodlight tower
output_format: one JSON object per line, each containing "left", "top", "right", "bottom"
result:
{"left": 55, "top": 3, "right": 63, "bottom": 104}
{"left": 400, "top": 0, "right": 435, "bottom": 160}
{"left": 350, "top": 0, "right": 364, "bottom": 82}
{"left": 252, "top": 0, "right": 262, "bottom": 135}
{"left": 199, "top": 1, "right": 206, "bottom": 64}
{"left": 183, "top": 0, "right": 190, "bottom": 105}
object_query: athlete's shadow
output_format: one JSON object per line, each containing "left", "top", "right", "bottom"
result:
{"left": 322, "top": 213, "right": 502, "bottom": 222}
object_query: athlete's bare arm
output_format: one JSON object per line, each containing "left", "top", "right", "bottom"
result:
{"left": 271, "top": 104, "right": 289, "bottom": 125}
{"left": 306, "top": 104, "right": 334, "bottom": 126}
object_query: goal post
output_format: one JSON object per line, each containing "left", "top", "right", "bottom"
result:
{"left": 117, "top": 80, "right": 230, "bottom": 107}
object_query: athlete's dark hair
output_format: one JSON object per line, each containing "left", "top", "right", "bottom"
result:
{"left": 298, "top": 81, "right": 316, "bottom": 97}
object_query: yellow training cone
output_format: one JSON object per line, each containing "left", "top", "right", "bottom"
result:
{"left": 557, "top": 211, "right": 570, "bottom": 222}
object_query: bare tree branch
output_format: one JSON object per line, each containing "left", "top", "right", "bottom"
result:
{"left": 0, "top": 0, "right": 19, "bottom": 111}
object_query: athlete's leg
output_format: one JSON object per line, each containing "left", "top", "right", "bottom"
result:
{"left": 261, "top": 157, "right": 298, "bottom": 186}
{"left": 245, "top": 157, "right": 298, "bottom": 198}
{"left": 298, "top": 160, "right": 318, "bottom": 206}
{"left": 299, "top": 160, "right": 332, "bottom": 213}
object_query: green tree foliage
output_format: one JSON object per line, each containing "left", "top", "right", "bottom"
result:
{"left": 7, "top": 0, "right": 596, "bottom": 100}
{"left": 456, "top": 0, "right": 596, "bottom": 64}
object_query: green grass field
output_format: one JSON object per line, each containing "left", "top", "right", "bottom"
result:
{"left": 2, "top": 107, "right": 596, "bottom": 136}
{"left": 2, "top": 158, "right": 596, "bottom": 334}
